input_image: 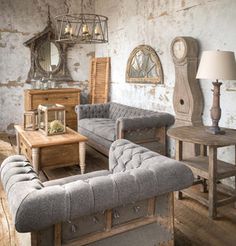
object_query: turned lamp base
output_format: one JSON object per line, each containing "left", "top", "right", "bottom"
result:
{"left": 206, "top": 80, "right": 225, "bottom": 135}
{"left": 196, "top": 50, "right": 236, "bottom": 135}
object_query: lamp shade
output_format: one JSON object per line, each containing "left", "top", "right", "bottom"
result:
{"left": 196, "top": 50, "right": 236, "bottom": 80}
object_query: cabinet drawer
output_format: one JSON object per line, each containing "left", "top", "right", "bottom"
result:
{"left": 31, "top": 93, "right": 79, "bottom": 109}
{"left": 19, "top": 137, "right": 32, "bottom": 162}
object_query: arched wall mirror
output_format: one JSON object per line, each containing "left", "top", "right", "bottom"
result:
{"left": 37, "top": 41, "right": 60, "bottom": 72}
{"left": 24, "top": 20, "right": 72, "bottom": 82}
{"left": 126, "top": 45, "right": 164, "bottom": 84}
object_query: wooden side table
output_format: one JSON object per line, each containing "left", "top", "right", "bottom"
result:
{"left": 167, "top": 126, "right": 236, "bottom": 219}
{"left": 15, "top": 125, "right": 88, "bottom": 174}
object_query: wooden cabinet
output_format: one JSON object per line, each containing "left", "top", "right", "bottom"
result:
{"left": 24, "top": 88, "right": 80, "bottom": 130}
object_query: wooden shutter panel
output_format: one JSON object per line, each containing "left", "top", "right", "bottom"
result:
{"left": 89, "top": 57, "right": 110, "bottom": 104}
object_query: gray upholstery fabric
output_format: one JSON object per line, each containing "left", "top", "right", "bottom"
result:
{"left": 117, "top": 115, "right": 175, "bottom": 131}
{"left": 44, "top": 170, "right": 111, "bottom": 186}
{"left": 75, "top": 102, "right": 175, "bottom": 155}
{"left": 0, "top": 139, "right": 193, "bottom": 233}
{"left": 79, "top": 118, "right": 116, "bottom": 141}
{"left": 75, "top": 102, "right": 174, "bottom": 125}
{"left": 109, "top": 139, "right": 194, "bottom": 194}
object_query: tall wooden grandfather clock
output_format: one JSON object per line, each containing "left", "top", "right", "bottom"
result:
{"left": 171, "top": 36, "right": 203, "bottom": 127}
{"left": 171, "top": 37, "right": 204, "bottom": 157}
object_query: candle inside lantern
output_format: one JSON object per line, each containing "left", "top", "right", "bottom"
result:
{"left": 94, "top": 23, "right": 101, "bottom": 36}
{"left": 82, "top": 23, "right": 89, "bottom": 35}
{"left": 65, "top": 23, "right": 72, "bottom": 35}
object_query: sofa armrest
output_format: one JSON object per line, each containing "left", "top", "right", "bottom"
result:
{"left": 75, "top": 103, "right": 110, "bottom": 120}
{"left": 116, "top": 114, "right": 174, "bottom": 132}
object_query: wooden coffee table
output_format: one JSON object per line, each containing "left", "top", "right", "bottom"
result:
{"left": 14, "top": 125, "right": 88, "bottom": 174}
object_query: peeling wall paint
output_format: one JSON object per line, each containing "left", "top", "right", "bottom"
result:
{"left": 0, "top": 0, "right": 95, "bottom": 132}
{"left": 95, "top": 0, "right": 236, "bottom": 186}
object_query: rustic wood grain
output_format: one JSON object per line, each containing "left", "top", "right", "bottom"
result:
{"left": 14, "top": 125, "right": 87, "bottom": 173}
{"left": 168, "top": 126, "right": 236, "bottom": 146}
{"left": 89, "top": 57, "right": 110, "bottom": 104}
{"left": 168, "top": 126, "right": 236, "bottom": 219}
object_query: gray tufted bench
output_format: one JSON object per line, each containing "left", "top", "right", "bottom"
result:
{"left": 0, "top": 139, "right": 193, "bottom": 246}
{"left": 76, "top": 102, "right": 175, "bottom": 156}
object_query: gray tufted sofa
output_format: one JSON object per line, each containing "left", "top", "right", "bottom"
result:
{"left": 76, "top": 102, "right": 175, "bottom": 156}
{"left": 0, "top": 139, "right": 193, "bottom": 246}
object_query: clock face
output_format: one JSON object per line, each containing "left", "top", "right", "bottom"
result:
{"left": 173, "top": 40, "right": 186, "bottom": 59}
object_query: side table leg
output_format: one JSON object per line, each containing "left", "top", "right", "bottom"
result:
{"left": 200, "top": 144, "right": 207, "bottom": 156}
{"left": 208, "top": 146, "right": 217, "bottom": 219}
{"left": 79, "top": 142, "right": 86, "bottom": 174}
{"left": 32, "top": 148, "right": 39, "bottom": 174}
{"left": 176, "top": 140, "right": 183, "bottom": 200}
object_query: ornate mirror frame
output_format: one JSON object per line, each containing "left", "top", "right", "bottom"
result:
{"left": 126, "top": 45, "right": 164, "bottom": 84}
{"left": 24, "top": 19, "right": 72, "bottom": 82}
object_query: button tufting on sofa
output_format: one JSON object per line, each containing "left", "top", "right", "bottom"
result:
{"left": 76, "top": 102, "right": 175, "bottom": 156}
{"left": 0, "top": 139, "right": 193, "bottom": 246}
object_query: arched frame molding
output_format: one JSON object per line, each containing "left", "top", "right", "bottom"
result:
{"left": 126, "top": 45, "right": 164, "bottom": 84}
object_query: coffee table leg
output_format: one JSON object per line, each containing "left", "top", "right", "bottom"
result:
{"left": 32, "top": 148, "right": 39, "bottom": 174}
{"left": 79, "top": 142, "right": 86, "bottom": 174}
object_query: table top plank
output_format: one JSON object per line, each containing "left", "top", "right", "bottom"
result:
{"left": 167, "top": 126, "right": 236, "bottom": 146}
{"left": 15, "top": 125, "right": 87, "bottom": 148}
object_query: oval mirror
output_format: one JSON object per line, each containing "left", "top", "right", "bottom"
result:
{"left": 38, "top": 41, "right": 60, "bottom": 72}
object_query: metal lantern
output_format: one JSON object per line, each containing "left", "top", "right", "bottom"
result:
{"left": 54, "top": 0, "right": 108, "bottom": 44}
{"left": 38, "top": 104, "right": 66, "bottom": 136}
{"left": 23, "top": 110, "right": 38, "bottom": 131}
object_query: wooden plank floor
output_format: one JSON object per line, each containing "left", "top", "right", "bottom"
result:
{"left": 0, "top": 133, "right": 236, "bottom": 246}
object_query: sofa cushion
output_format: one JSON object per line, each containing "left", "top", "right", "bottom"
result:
{"left": 79, "top": 118, "right": 116, "bottom": 141}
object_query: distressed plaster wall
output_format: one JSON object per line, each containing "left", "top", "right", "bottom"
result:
{"left": 0, "top": 0, "right": 236, "bottom": 186}
{"left": 0, "top": 0, "right": 95, "bottom": 133}
{"left": 95, "top": 0, "right": 236, "bottom": 185}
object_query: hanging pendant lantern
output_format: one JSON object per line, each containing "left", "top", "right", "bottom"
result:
{"left": 54, "top": 0, "right": 108, "bottom": 44}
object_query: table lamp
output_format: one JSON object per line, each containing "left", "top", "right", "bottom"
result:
{"left": 196, "top": 50, "right": 236, "bottom": 134}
